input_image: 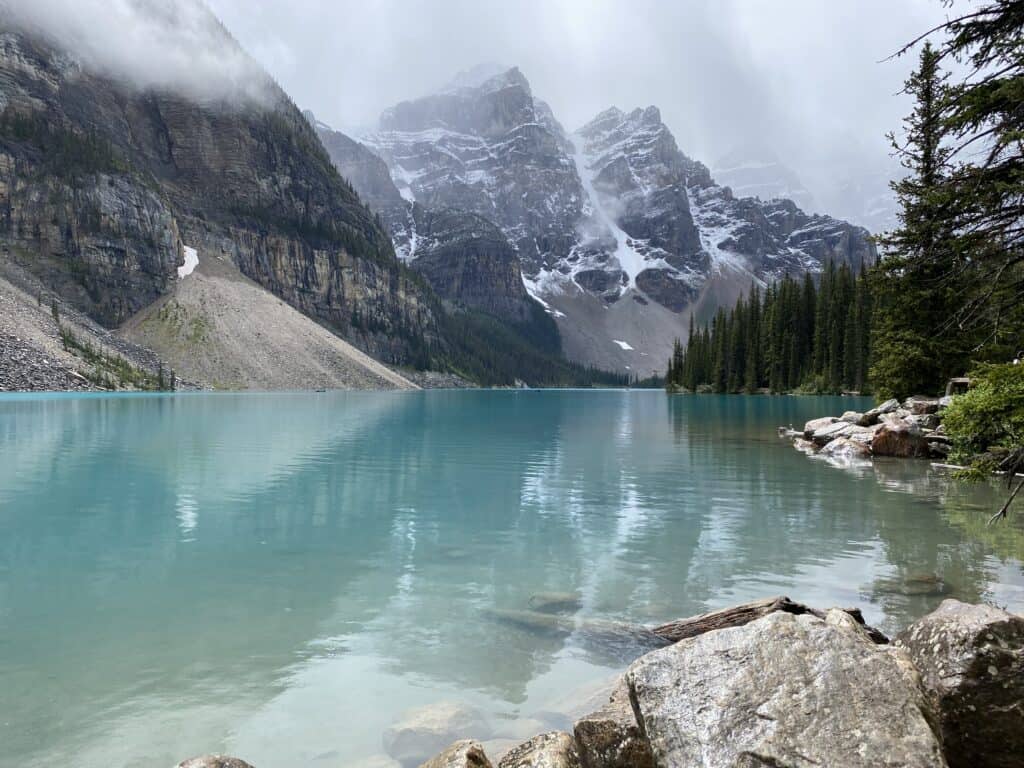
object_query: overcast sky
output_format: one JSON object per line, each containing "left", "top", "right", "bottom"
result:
{"left": 206, "top": 0, "right": 958, "bottom": 185}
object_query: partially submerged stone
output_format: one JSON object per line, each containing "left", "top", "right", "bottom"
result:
{"left": 384, "top": 702, "right": 492, "bottom": 767}
{"left": 573, "top": 678, "right": 655, "bottom": 768}
{"left": 802, "top": 416, "right": 837, "bottom": 437}
{"left": 176, "top": 758, "right": 255, "bottom": 768}
{"left": 627, "top": 611, "right": 944, "bottom": 767}
{"left": 872, "top": 419, "right": 930, "bottom": 458}
{"left": 896, "top": 600, "right": 1024, "bottom": 768}
{"left": 497, "top": 731, "right": 580, "bottom": 768}
{"left": 820, "top": 436, "right": 871, "bottom": 460}
{"left": 809, "top": 420, "right": 858, "bottom": 445}
{"left": 419, "top": 740, "right": 493, "bottom": 768}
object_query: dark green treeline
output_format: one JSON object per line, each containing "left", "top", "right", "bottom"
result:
{"left": 667, "top": 262, "right": 873, "bottom": 394}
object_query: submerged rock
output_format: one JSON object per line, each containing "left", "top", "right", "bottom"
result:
{"left": 626, "top": 611, "right": 945, "bottom": 767}
{"left": 527, "top": 591, "right": 583, "bottom": 614}
{"left": 573, "top": 679, "right": 655, "bottom": 768}
{"left": 497, "top": 731, "right": 580, "bottom": 768}
{"left": 176, "top": 758, "right": 255, "bottom": 768}
{"left": 896, "top": 600, "right": 1024, "bottom": 768}
{"left": 419, "top": 740, "right": 493, "bottom": 768}
{"left": 384, "top": 703, "right": 492, "bottom": 768}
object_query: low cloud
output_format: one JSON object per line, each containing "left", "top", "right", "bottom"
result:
{"left": 1, "top": 0, "right": 273, "bottom": 105}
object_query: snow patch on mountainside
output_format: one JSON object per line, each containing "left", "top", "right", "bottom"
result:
{"left": 178, "top": 246, "right": 198, "bottom": 279}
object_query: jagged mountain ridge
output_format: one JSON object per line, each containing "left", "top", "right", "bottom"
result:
{"left": 345, "top": 67, "right": 875, "bottom": 375}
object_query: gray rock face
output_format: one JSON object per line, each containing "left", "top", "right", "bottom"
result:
{"left": 896, "top": 600, "right": 1024, "bottom": 768}
{"left": 573, "top": 679, "right": 655, "bottom": 768}
{"left": 863, "top": 398, "right": 900, "bottom": 423}
{"left": 0, "top": 26, "right": 438, "bottom": 365}
{"left": 384, "top": 702, "right": 493, "bottom": 768}
{"left": 809, "top": 420, "right": 859, "bottom": 445}
{"left": 497, "top": 731, "right": 580, "bottom": 768}
{"left": 625, "top": 611, "right": 946, "bottom": 768}
{"left": 176, "top": 757, "right": 255, "bottom": 768}
{"left": 419, "top": 740, "right": 493, "bottom": 768}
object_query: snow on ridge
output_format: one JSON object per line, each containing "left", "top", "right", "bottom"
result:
{"left": 178, "top": 245, "right": 198, "bottom": 279}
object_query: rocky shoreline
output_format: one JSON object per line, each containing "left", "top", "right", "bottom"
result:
{"left": 782, "top": 395, "right": 954, "bottom": 462}
{"left": 175, "top": 596, "right": 1023, "bottom": 768}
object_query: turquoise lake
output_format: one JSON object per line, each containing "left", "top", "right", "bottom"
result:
{"left": 1, "top": 390, "right": 1023, "bottom": 767}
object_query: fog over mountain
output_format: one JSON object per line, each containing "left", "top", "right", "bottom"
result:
{"left": 206, "top": 0, "right": 958, "bottom": 231}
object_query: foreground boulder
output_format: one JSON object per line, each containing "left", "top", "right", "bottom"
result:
{"left": 896, "top": 600, "right": 1024, "bottom": 768}
{"left": 419, "top": 740, "right": 493, "bottom": 768}
{"left": 573, "top": 679, "right": 655, "bottom": 768}
{"left": 627, "top": 611, "right": 945, "bottom": 767}
{"left": 497, "top": 732, "right": 580, "bottom": 768}
{"left": 871, "top": 420, "right": 930, "bottom": 458}
{"left": 176, "top": 758, "right": 255, "bottom": 768}
{"left": 384, "top": 703, "right": 492, "bottom": 767}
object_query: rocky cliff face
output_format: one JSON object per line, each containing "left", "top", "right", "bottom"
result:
{"left": 355, "top": 67, "right": 877, "bottom": 375}
{"left": 0, "top": 24, "right": 438, "bottom": 364}
{"left": 312, "top": 113, "right": 535, "bottom": 324}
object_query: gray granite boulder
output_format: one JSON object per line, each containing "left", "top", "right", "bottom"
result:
{"left": 809, "top": 420, "right": 858, "bottom": 446}
{"left": 861, "top": 398, "right": 900, "bottom": 425}
{"left": 803, "top": 416, "right": 838, "bottom": 437}
{"left": 497, "top": 732, "right": 580, "bottom": 768}
{"left": 820, "top": 436, "right": 872, "bottom": 460}
{"left": 839, "top": 410, "right": 864, "bottom": 424}
{"left": 625, "top": 611, "right": 946, "bottom": 767}
{"left": 419, "top": 740, "right": 493, "bottom": 768}
{"left": 573, "top": 678, "right": 655, "bottom": 768}
{"left": 896, "top": 600, "right": 1024, "bottom": 768}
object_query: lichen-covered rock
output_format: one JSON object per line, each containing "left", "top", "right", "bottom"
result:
{"left": 419, "top": 740, "right": 493, "bottom": 768}
{"left": 384, "top": 703, "right": 492, "bottom": 767}
{"left": 497, "top": 732, "right": 580, "bottom": 768}
{"left": 871, "top": 420, "right": 930, "bottom": 458}
{"left": 176, "top": 757, "right": 255, "bottom": 768}
{"left": 626, "top": 611, "right": 946, "bottom": 768}
{"left": 802, "top": 416, "right": 838, "bottom": 437}
{"left": 573, "top": 679, "right": 654, "bottom": 768}
{"left": 896, "top": 600, "right": 1024, "bottom": 768}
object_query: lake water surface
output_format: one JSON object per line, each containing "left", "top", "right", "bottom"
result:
{"left": 2, "top": 390, "right": 1023, "bottom": 767}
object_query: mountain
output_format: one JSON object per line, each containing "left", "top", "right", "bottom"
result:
{"left": 0, "top": 12, "right": 439, "bottom": 379}
{"left": 713, "top": 146, "right": 819, "bottom": 213}
{"left": 351, "top": 67, "right": 876, "bottom": 376}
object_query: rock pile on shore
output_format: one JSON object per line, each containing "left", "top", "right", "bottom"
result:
{"left": 786, "top": 395, "right": 953, "bottom": 461}
{"left": 177, "top": 597, "right": 1023, "bottom": 768}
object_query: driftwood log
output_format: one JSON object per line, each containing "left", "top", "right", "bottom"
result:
{"left": 650, "top": 596, "right": 889, "bottom": 644}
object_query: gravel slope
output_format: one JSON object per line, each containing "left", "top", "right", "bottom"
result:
{"left": 119, "top": 254, "right": 418, "bottom": 391}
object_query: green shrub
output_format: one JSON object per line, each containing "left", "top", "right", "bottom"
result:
{"left": 944, "top": 363, "right": 1024, "bottom": 465}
